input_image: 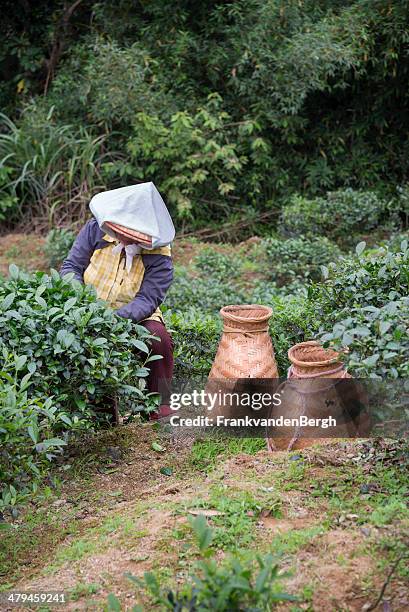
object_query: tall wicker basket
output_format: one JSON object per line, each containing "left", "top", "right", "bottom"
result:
{"left": 209, "top": 305, "right": 278, "bottom": 379}
{"left": 206, "top": 305, "right": 278, "bottom": 418}
{"left": 267, "top": 341, "right": 368, "bottom": 451}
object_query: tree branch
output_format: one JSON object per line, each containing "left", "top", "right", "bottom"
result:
{"left": 44, "top": 0, "right": 84, "bottom": 94}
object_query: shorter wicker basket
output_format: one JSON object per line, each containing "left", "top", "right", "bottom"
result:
{"left": 267, "top": 341, "right": 369, "bottom": 451}
{"left": 287, "top": 340, "right": 349, "bottom": 379}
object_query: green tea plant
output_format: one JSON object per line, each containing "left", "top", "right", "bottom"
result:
{"left": 0, "top": 353, "right": 69, "bottom": 511}
{"left": 262, "top": 235, "right": 341, "bottom": 285}
{"left": 118, "top": 515, "right": 296, "bottom": 611}
{"left": 280, "top": 189, "right": 391, "bottom": 244}
{"left": 310, "top": 240, "right": 409, "bottom": 377}
{"left": 268, "top": 295, "right": 319, "bottom": 375}
{"left": 193, "top": 248, "right": 241, "bottom": 281}
{"left": 0, "top": 265, "right": 156, "bottom": 418}
{"left": 45, "top": 228, "right": 76, "bottom": 269}
{"left": 164, "top": 308, "right": 221, "bottom": 376}
{"left": 165, "top": 267, "right": 247, "bottom": 315}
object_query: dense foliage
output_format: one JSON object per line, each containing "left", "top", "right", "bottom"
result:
{"left": 0, "top": 266, "right": 156, "bottom": 414}
{"left": 44, "top": 227, "right": 76, "bottom": 268}
{"left": 280, "top": 189, "right": 394, "bottom": 244}
{"left": 0, "top": 266, "right": 159, "bottom": 508}
{"left": 263, "top": 235, "right": 341, "bottom": 284}
{"left": 311, "top": 239, "right": 409, "bottom": 377}
{"left": 1, "top": 1, "right": 409, "bottom": 228}
{"left": 0, "top": 354, "right": 64, "bottom": 510}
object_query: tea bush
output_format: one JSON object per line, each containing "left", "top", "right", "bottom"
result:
{"left": 45, "top": 228, "right": 76, "bottom": 269}
{"left": 268, "top": 295, "right": 320, "bottom": 376}
{"left": 0, "top": 265, "right": 156, "bottom": 418}
{"left": 280, "top": 189, "right": 390, "bottom": 244}
{"left": 193, "top": 248, "right": 241, "bottom": 281}
{"left": 262, "top": 236, "right": 341, "bottom": 285}
{"left": 165, "top": 267, "right": 247, "bottom": 315}
{"left": 164, "top": 308, "right": 221, "bottom": 376}
{"left": 310, "top": 240, "right": 409, "bottom": 377}
{"left": 0, "top": 354, "right": 68, "bottom": 511}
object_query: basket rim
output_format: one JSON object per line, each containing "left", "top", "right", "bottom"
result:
{"left": 288, "top": 340, "right": 341, "bottom": 367}
{"left": 220, "top": 304, "right": 273, "bottom": 323}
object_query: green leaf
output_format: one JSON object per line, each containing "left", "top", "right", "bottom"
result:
{"left": 27, "top": 424, "right": 38, "bottom": 444}
{"left": 189, "top": 514, "right": 213, "bottom": 552}
{"left": 64, "top": 297, "right": 77, "bottom": 313}
{"left": 35, "top": 295, "right": 47, "bottom": 308}
{"left": 145, "top": 354, "right": 164, "bottom": 363}
{"left": 152, "top": 442, "right": 166, "bottom": 453}
{"left": 321, "top": 265, "right": 329, "bottom": 280}
{"left": 131, "top": 339, "right": 149, "bottom": 353}
{"left": 160, "top": 467, "right": 173, "bottom": 476}
{"left": 15, "top": 355, "right": 27, "bottom": 371}
{"left": 363, "top": 354, "right": 379, "bottom": 367}
{"left": 8, "top": 263, "right": 19, "bottom": 279}
{"left": 355, "top": 241, "right": 366, "bottom": 256}
{"left": 1, "top": 292, "right": 15, "bottom": 310}
{"left": 107, "top": 593, "right": 122, "bottom": 612}
{"left": 379, "top": 321, "right": 392, "bottom": 335}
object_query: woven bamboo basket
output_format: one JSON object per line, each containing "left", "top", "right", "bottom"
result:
{"left": 209, "top": 305, "right": 278, "bottom": 379}
{"left": 267, "top": 341, "right": 369, "bottom": 451}
{"left": 287, "top": 340, "right": 350, "bottom": 378}
{"left": 206, "top": 305, "right": 278, "bottom": 418}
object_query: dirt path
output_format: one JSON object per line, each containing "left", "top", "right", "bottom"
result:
{"left": 1, "top": 427, "right": 408, "bottom": 611}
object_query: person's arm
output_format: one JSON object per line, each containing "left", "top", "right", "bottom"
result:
{"left": 116, "top": 254, "right": 173, "bottom": 322}
{"left": 60, "top": 219, "right": 103, "bottom": 282}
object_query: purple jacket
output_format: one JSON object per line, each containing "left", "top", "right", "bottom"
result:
{"left": 60, "top": 218, "right": 173, "bottom": 323}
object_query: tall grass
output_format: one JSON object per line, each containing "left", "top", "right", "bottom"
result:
{"left": 0, "top": 108, "right": 108, "bottom": 230}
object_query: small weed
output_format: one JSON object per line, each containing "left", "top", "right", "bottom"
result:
{"left": 188, "top": 438, "right": 265, "bottom": 472}
{"left": 269, "top": 526, "right": 326, "bottom": 556}
{"left": 69, "top": 582, "right": 101, "bottom": 601}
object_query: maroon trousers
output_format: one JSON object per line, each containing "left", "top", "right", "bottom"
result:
{"left": 140, "top": 320, "right": 174, "bottom": 418}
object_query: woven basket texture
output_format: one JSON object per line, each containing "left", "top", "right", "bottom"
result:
{"left": 267, "top": 341, "right": 365, "bottom": 451}
{"left": 209, "top": 305, "right": 278, "bottom": 379}
{"left": 288, "top": 340, "right": 350, "bottom": 378}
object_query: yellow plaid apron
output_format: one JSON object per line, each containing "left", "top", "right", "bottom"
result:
{"left": 83, "top": 234, "right": 171, "bottom": 323}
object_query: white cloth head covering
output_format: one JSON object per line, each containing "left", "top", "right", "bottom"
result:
{"left": 89, "top": 182, "right": 175, "bottom": 249}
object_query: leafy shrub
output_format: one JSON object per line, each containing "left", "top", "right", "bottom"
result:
{"left": 262, "top": 235, "right": 341, "bottom": 285}
{"left": 310, "top": 240, "right": 409, "bottom": 377}
{"left": 280, "top": 189, "right": 390, "bottom": 243}
{"left": 268, "top": 295, "right": 319, "bottom": 376}
{"left": 0, "top": 265, "right": 156, "bottom": 418}
{"left": 45, "top": 228, "right": 76, "bottom": 269}
{"left": 320, "top": 298, "right": 409, "bottom": 378}
{"left": 119, "top": 515, "right": 295, "bottom": 611}
{"left": 105, "top": 94, "right": 272, "bottom": 222}
{"left": 47, "top": 39, "right": 172, "bottom": 129}
{"left": 164, "top": 308, "right": 221, "bottom": 376}
{"left": 193, "top": 248, "right": 241, "bottom": 281}
{"left": 165, "top": 267, "right": 247, "bottom": 315}
{"left": 0, "top": 353, "right": 67, "bottom": 511}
